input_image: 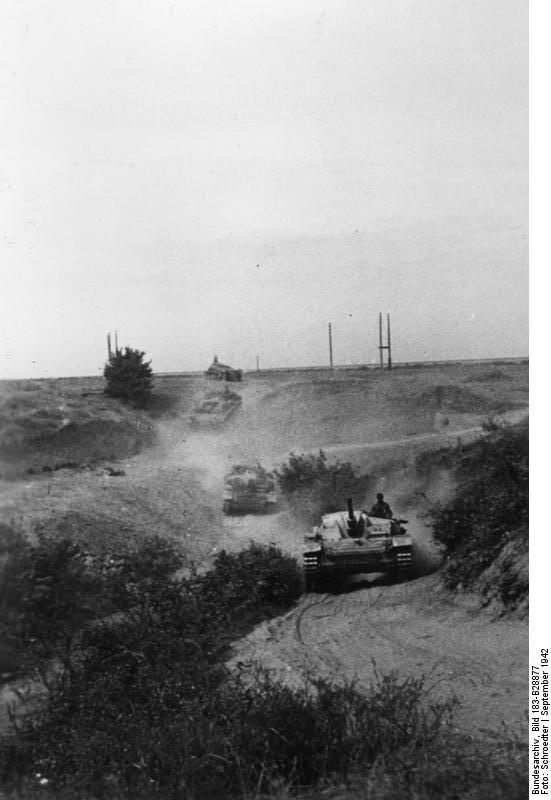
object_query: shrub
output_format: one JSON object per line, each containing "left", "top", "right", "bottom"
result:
{"left": 200, "top": 543, "right": 303, "bottom": 630}
{"left": 275, "top": 450, "right": 369, "bottom": 523}
{"left": 103, "top": 347, "right": 154, "bottom": 404}
{"left": 359, "top": 728, "right": 527, "bottom": 800}
{"left": 429, "top": 422, "right": 528, "bottom": 602}
{"left": 481, "top": 414, "right": 505, "bottom": 432}
{"left": 1, "top": 655, "right": 457, "bottom": 799}
{"left": 0, "top": 535, "right": 527, "bottom": 800}
{"left": 1, "top": 535, "right": 108, "bottom": 673}
{"left": 0, "top": 534, "right": 187, "bottom": 674}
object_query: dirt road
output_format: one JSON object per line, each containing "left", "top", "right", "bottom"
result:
{"left": 227, "top": 574, "right": 527, "bottom": 737}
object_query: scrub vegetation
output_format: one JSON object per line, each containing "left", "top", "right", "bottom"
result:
{"left": 274, "top": 450, "right": 370, "bottom": 524}
{"left": 0, "top": 532, "right": 526, "bottom": 800}
{"left": 425, "top": 421, "right": 528, "bottom": 610}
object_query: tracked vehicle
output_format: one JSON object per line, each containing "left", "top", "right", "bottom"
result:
{"left": 205, "top": 356, "right": 243, "bottom": 382}
{"left": 223, "top": 464, "right": 277, "bottom": 514}
{"left": 189, "top": 388, "right": 242, "bottom": 429}
{"left": 303, "top": 498, "right": 413, "bottom": 590}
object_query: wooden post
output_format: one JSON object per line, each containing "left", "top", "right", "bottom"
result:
{"left": 107, "top": 332, "right": 112, "bottom": 358}
{"left": 378, "top": 312, "right": 392, "bottom": 369}
{"left": 328, "top": 323, "right": 333, "bottom": 368}
{"left": 379, "top": 313, "right": 383, "bottom": 367}
{"left": 387, "top": 313, "right": 392, "bottom": 370}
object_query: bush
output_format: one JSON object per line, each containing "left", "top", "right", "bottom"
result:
{"left": 429, "top": 422, "right": 528, "bottom": 602}
{"left": 359, "top": 729, "right": 527, "bottom": 800}
{"left": 1, "top": 653, "right": 457, "bottom": 799}
{"left": 0, "top": 534, "right": 186, "bottom": 675}
{"left": 103, "top": 347, "right": 154, "bottom": 404}
{"left": 275, "top": 450, "right": 369, "bottom": 523}
{"left": 0, "top": 535, "right": 527, "bottom": 800}
{"left": 0, "top": 534, "right": 108, "bottom": 673}
{"left": 200, "top": 543, "right": 303, "bottom": 630}
{"left": 0, "top": 539, "right": 302, "bottom": 797}
{"left": 481, "top": 414, "right": 506, "bottom": 432}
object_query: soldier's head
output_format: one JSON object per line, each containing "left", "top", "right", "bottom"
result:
{"left": 376, "top": 493, "right": 384, "bottom": 501}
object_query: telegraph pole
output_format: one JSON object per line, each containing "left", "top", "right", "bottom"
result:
{"left": 328, "top": 323, "right": 334, "bottom": 368}
{"left": 387, "top": 313, "right": 392, "bottom": 370}
{"left": 107, "top": 332, "right": 112, "bottom": 359}
{"left": 378, "top": 313, "right": 392, "bottom": 370}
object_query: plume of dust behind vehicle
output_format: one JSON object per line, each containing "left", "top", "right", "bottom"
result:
{"left": 363, "top": 460, "right": 457, "bottom": 576}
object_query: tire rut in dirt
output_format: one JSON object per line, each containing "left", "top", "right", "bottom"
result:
{"left": 294, "top": 593, "right": 333, "bottom": 646}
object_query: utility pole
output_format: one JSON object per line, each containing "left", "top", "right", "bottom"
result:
{"left": 115, "top": 330, "right": 119, "bottom": 353}
{"left": 378, "top": 312, "right": 392, "bottom": 370}
{"left": 328, "top": 323, "right": 334, "bottom": 368}
{"left": 387, "top": 313, "right": 392, "bottom": 370}
{"left": 107, "top": 332, "right": 112, "bottom": 359}
{"left": 378, "top": 314, "right": 383, "bottom": 368}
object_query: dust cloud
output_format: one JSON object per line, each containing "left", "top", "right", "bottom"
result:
{"left": 138, "top": 366, "right": 525, "bottom": 573}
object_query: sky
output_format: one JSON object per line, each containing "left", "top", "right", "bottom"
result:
{"left": 1, "top": 0, "right": 527, "bottom": 378}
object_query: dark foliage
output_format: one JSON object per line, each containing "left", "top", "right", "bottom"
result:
{"left": 359, "top": 729, "right": 527, "bottom": 800}
{"left": 275, "top": 450, "right": 370, "bottom": 523}
{"left": 0, "top": 537, "right": 301, "bottom": 797}
{"left": 200, "top": 543, "right": 303, "bottom": 632}
{"left": 1, "top": 644, "right": 456, "bottom": 799}
{"left": 1, "top": 535, "right": 302, "bottom": 671}
{"left": 103, "top": 347, "right": 154, "bottom": 404}
{"left": 481, "top": 414, "right": 506, "bottom": 432}
{"left": 0, "top": 533, "right": 527, "bottom": 799}
{"left": 0, "top": 533, "right": 108, "bottom": 674}
{"left": 429, "top": 422, "right": 528, "bottom": 599}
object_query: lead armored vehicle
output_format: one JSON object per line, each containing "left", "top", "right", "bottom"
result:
{"left": 223, "top": 464, "right": 277, "bottom": 514}
{"left": 303, "top": 498, "right": 413, "bottom": 590}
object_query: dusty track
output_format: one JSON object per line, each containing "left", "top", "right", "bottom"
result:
{"left": 228, "top": 575, "right": 527, "bottom": 737}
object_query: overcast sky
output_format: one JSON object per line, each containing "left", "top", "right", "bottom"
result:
{"left": 1, "top": 0, "right": 527, "bottom": 378}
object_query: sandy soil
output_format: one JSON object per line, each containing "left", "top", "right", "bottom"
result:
{"left": 0, "top": 361, "right": 528, "bottom": 736}
{"left": 227, "top": 576, "right": 527, "bottom": 738}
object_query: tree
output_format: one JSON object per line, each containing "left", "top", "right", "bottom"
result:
{"left": 104, "top": 346, "right": 154, "bottom": 404}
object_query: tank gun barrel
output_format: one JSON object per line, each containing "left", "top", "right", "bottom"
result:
{"left": 346, "top": 498, "right": 357, "bottom": 534}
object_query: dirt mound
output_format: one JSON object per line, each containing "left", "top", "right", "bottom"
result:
{"left": 465, "top": 368, "right": 508, "bottom": 383}
{"left": 259, "top": 379, "right": 350, "bottom": 405}
{"left": 1, "top": 418, "right": 155, "bottom": 479}
{"left": 415, "top": 384, "right": 507, "bottom": 414}
{"left": 242, "top": 376, "right": 436, "bottom": 457}
{"left": 474, "top": 530, "right": 528, "bottom": 616}
{"left": 36, "top": 418, "right": 155, "bottom": 463}
{"left": 0, "top": 380, "right": 157, "bottom": 478}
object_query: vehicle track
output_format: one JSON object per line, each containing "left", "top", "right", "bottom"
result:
{"left": 294, "top": 593, "right": 332, "bottom": 646}
{"left": 231, "top": 574, "right": 527, "bottom": 735}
